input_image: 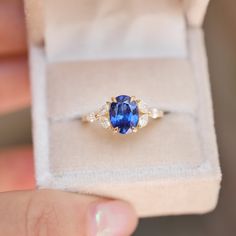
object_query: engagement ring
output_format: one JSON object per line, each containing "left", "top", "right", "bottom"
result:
{"left": 80, "top": 95, "right": 165, "bottom": 135}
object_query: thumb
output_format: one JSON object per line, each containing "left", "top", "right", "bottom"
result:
{"left": 0, "top": 189, "right": 138, "bottom": 236}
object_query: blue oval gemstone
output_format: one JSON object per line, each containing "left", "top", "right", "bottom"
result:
{"left": 109, "top": 95, "right": 139, "bottom": 134}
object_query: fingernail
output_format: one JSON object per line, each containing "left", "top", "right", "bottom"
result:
{"left": 87, "top": 201, "right": 137, "bottom": 236}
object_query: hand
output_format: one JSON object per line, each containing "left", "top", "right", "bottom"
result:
{"left": 0, "top": 1, "right": 138, "bottom": 235}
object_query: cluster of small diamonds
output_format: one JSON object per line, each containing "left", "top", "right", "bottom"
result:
{"left": 85, "top": 103, "right": 111, "bottom": 129}
{"left": 137, "top": 100, "right": 163, "bottom": 129}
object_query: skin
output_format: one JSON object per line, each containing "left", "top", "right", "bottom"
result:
{"left": 0, "top": 1, "right": 138, "bottom": 235}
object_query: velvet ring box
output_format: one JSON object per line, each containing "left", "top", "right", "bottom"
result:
{"left": 25, "top": 0, "right": 222, "bottom": 217}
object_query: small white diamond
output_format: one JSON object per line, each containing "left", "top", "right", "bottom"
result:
{"left": 149, "top": 108, "right": 163, "bottom": 119}
{"left": 99, "top": 117, "right": 111, "bottom": 129}
{"left": 98, "top": 104, "right": 109, "bottom": 116}
{"left": 87, "top": 112, "right": 96, "bottom": 122}
{"left": 138, "top": 100, "right": 148, "bottom": 113}
{"left": 138, "top": 114, "right": 149, "bottom": 128}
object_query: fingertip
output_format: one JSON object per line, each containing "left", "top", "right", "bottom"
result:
{"left": 87, "top": 200, "right": 138, "bottom": 236}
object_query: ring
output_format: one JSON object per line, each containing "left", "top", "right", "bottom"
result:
{"left": 80, "top": 95, "right": 165, "bottom": 135}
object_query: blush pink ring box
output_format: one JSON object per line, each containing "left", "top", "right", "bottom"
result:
{"left": 25, "top": 0, "right": 222, "bottom": 217}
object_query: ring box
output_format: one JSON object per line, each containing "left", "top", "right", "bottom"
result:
{"left": 25, "top": 0, "right": 222, "bottom": 217}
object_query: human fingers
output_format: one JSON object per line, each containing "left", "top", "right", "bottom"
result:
{"left": 0, "top": 189, "right": 138, "bottom": 236}
{"left": 0, "top": 146, "right": 35, "bottom": 192}
{"left": 0, "top": 0, "right": 27, "bottom": 56}
{"left": 0, "top": 56, "right": 30, "bottom": 114}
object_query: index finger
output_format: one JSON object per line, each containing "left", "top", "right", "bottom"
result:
{"left": 0, "top": 146, "right": 35, "bottom": 192}
{"left": 0, "top": 56, "right": 30, "bottom": 114}
{"left": 0, "top": 0, "right": 27, "bottom": 56}
{"left": 0, "top": 190, "right": 138, "bottom": 236}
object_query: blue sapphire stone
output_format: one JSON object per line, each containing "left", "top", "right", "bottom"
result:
{"left": 109, "top": 95, "right": 139, "bottom": 134}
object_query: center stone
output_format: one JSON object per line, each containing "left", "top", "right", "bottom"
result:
{"left": 109, "top": 95, "right": 139, "bottom": 134}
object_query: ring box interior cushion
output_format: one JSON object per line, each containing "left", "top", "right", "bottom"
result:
{"left": 25, "top": 0, "right": 221, "bottom": 216}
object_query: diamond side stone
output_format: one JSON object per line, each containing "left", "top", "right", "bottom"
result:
{"left": 138, "top": 114, "right": 149, "bottom": 128}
